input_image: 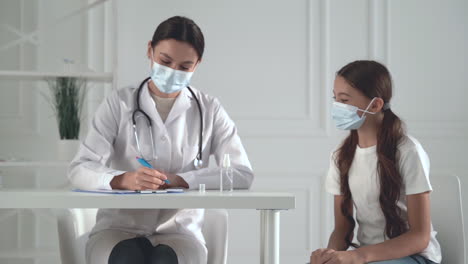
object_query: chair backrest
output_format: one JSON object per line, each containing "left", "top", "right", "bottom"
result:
{"left": 203, "top": 209, "right": 228, "bottom": 264}
{"left": 55, "top": 208, "right": 98, "bottom": 264}
{"left": 430, "top": 175, "right": 466, "bottom": 264}
{"left": 56, "top": 208, "right": 228, "bottom": 264}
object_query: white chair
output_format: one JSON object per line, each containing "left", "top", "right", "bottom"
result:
{"left": 431, "top": 175, "right": 466, "bottom": 264}
{"left": 55, "top": 209, "right": 228, "bottom": 264}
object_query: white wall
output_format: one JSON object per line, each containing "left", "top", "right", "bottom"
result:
{"left": 0, "top": 0, "right": 467, "bottom": 263}
{"left": 0, "top": 0, "right": 111, "bottom": 263}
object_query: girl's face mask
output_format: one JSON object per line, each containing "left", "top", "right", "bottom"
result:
{"left": 331, "top": 98, "right": 377, "bottom": 130}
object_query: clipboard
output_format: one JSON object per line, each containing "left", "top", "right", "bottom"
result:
{"left": 72, "top": 188, "right": 184, "bottom": 194}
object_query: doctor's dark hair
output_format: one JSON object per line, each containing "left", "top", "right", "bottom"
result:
{"left": 151, "top": 16, "right": 205, "bottom": 60}
{"left": 335, "top": 60, "right": 407, "bottom": 248}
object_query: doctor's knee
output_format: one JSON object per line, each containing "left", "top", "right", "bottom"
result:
{"left": 108, "top": 237, "right": 152, "bottom": 264}
{"left": 150, "top": 244, "right": 178, "bottom": 264}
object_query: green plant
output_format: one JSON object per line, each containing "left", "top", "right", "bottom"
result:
{"left": 44, "top": 77, "right": 87, "bottom": 140}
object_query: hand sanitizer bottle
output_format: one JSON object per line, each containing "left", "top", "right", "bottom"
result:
{"left": 220, "top": 154, "right": 233, "bottom": 192}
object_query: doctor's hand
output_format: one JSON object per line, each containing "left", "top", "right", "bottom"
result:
{"left": 110, "top": 167, "right": 168, "bottom": 190}
{"left": 160, "top": 172, "right": 189, "bottom": 189}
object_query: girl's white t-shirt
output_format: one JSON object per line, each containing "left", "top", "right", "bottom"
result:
{"left": 325, "top": 135, "right": 441, "bottom": 263}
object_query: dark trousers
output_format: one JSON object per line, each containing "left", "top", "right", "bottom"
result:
{"left": 108, "top": 237, "right": 178, "bottom": 264}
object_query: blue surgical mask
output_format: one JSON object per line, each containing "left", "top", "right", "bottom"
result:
{"left": 331, "top": 98, "right": 377, "bottom": 130}
{"left": 149, "top": 51, "right": 194, "bottom": 94}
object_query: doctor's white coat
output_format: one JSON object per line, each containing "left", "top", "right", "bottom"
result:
{"left": 68, "top": 83, "right": 254, "bottom": 263}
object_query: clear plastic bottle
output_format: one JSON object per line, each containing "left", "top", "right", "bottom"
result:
{"left": 220, "top": 154, "right": 233, "bottom": 192}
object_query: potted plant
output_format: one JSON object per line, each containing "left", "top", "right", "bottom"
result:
{"left": 44, "top": 76, "right": 87, "bottom": 160}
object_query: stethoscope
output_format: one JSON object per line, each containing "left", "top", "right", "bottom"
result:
{"left": 132, "top": 77, "right": 204, "bottom": 169}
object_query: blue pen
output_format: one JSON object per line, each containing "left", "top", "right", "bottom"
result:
{"left": 136, "top": 157, "right": 170, "bottom": 184}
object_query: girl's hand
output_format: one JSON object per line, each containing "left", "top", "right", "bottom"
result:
{"left": 324, "top": 250, "right": 366, "bottom": 264}
{"left": 310, "top": 248, "right": 336, "bottom": 264}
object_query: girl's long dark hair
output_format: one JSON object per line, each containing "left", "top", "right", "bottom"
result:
{"left": 335, "top": 60, "right": 407, "bottom": 248}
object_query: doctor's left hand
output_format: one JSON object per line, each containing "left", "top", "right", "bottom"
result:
{"left": 160, "top": 173, "right": 189, "bottom": 189}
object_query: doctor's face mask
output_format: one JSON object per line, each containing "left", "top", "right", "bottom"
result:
{"left": 150, "top": 60, "right": 194, "bottom": 94}
{"left": 148, "top": 39, "right": 200, "bottom": 94}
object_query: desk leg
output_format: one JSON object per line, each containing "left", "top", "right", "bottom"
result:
{"left": 260, "top": 210, "right": 265, "bottom": 263}
{"left": 260, "top": 209, "right": 280, "bottom": 264}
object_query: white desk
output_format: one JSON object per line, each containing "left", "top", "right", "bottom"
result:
{"left": 0, "top": 189, "right": 295, "bottom": 264}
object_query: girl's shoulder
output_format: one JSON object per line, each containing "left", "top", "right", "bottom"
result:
{"left": 398, "top": 135, "right": 425, "bottom": 152}
{"left": 397, "top": 135, "right": 430, "bottom": 163}
{"left": 397, "top": 136, "right": 432, "bottom": 193}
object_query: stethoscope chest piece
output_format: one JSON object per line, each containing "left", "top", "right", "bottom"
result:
{"left": 193, "top": 158, "right": 203, "bottom": 170}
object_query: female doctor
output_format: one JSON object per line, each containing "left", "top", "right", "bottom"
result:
{"left": 68, "top": 16, "right": 254, "bottom": 264}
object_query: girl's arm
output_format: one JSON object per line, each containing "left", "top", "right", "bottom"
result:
{"left": 353, "top": 192, "right": 432, "bottom": 262}
{"left": 327, "top": 195, "right": 354, "bottom": 251}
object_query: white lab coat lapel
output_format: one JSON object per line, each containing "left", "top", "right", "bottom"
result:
{"left": 164, "top": 87, "right": 192, "bottom": 125}
{"left": 139, "top": 83, "right": 165, "bottom": 131}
